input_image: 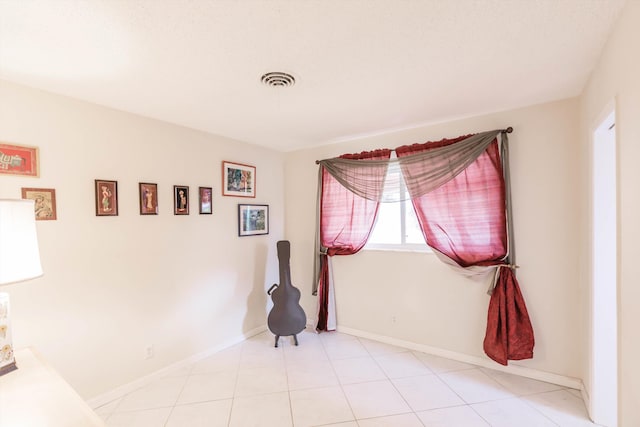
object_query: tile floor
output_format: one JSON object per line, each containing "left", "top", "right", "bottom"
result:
{"left": 95, "top": 329, "right": 600, "bottom": 426}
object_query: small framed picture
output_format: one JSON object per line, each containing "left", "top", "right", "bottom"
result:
{"left": 174, "top": 185, "right": 189, "bottom": 215}
{"left": 0, "top": 142, "right": 39, "bottom": 177}
{"left": 199, "top": 187, "right": 213, "bottom": 214}
{"left": 21, "top": 187, "right": 57, "bottom": 220}
{"left": 95, "top": 179, "right": 118, "bottom": 216}
{"left": 222, "top": 161, "right": 255, "bottom": 198}
{"left": 238, "top": 204, "right": 269, "bottom": 236}
{"left": 139, "top": 183, "right": 158, "bottom": 215}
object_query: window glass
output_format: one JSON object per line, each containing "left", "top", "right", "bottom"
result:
{"left": 366, "top": 155, "right": 430, "bottom": 251}
{"left": 368, "top": 201, "right": 401, "bottom": 245}
{"left": 404, "top": 200, "right": 425, "bottom": 244}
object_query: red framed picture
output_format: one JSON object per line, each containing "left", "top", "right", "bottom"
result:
{"left": 0, "top": 142, "right": 39, "bottom": 177}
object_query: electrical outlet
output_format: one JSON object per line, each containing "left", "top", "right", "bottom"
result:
{"left": 391, "top": 316, "right": 396, "bottom": 323}
{"left": 145, "top": 345, "right": 154, "bottom": 359}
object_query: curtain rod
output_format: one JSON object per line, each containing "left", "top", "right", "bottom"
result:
{"left": 315, "top": 127, "right": 513, "bottom": 164}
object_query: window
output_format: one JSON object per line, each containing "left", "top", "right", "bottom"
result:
{"left": 365, "top": 155, "right": 430, "bottom": 252}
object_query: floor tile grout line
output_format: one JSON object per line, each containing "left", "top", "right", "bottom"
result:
{"left": 412, "top": 353, "right": 554, "bottom": 426}
{"left": 400, "top": 345, "right": 481, "bottom": 416}
{"left": 354, "top": 409, "right": 426, "bottom": 425}
{"left": 361, "top": 336, "right": 424, "bottom": 420}
{"left": 517, "top": 389, "right": 577, "bottom": 427}
{"left": 99, "top": 397, "right": 125, "bottom": 422}
{"left": 465, "top": 403, "right": 495, "bottom": 427}
{"left": 426, "top": 373, "right": 566, "bottom": 426}
{"left": 283, "top": 341, "right": 296, "bottom": 427}
{"left": 432, "top": 366, "right": 515, "bottom": 404}
{"left": 160, "top": 371, "right": 192, "bottom": 426}
{"left": 95, "top": 395, "right": 126, "bottom": 418}
{"left": 317, "top": 329, "right": 360, "bottom": 426}
{"left": 353, "top": 335, "right": 434, "bottom": 425}
{"left": 479, "top": 366, "right": 568, "bottom": 396}
{"left": 227, "top": 338, "right": 251, "bottom": 427}
{"left": 428, "top": 368, "right": 479, "bottom": 413}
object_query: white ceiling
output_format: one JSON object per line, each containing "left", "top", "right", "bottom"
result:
{"left": 0, "top": 0, "right": 626, "bottom": 152}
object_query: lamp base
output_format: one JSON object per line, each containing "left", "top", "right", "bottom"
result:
{"left": 0, "top": 360, "right": 17, "bottom": 376}
{"left": 0, "top": 292, "right": 17, "bottom": 377}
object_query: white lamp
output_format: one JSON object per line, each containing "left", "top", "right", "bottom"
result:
{"left": 0, "top": 199, "right": 43, "bottom": 376}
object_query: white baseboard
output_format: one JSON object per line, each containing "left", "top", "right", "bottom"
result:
{"left": 337, "top": 326, "right": 584, "bottom": 390}
{"left": 87, "top": 325, "right": 267, "bottom": 409}
{"left": 581, "top": 386, "right": 592, "bottom": 420}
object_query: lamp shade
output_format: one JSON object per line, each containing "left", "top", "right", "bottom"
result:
{"left": 0, "top": 199, "right": 43, "bottom": 285}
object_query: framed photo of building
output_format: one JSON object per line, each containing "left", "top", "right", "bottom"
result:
{"left": 174, "top": 185, "right": 189, "bottom": 215}
{"left": 199, "top": 187, "right": 212, "bottom": 214}
{"left": 95, "top": 179, "right": 118, "bottom": 216}
{"left": 222, "top": 161, "right": 255, "bottom": 198}
{"left": 21, "top": 187, "right": 57, "bottom": 220}
{"left": 139, "top": 182, "right": 158, "bottom": 215}
{"left": 238, "top": 204, "right": 268, "bottom": 236}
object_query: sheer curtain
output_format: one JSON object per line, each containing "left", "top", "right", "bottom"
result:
{"left": 315, "top": 129, "right": 534, "bottom": 365}
{"left": 396, "top": 134, "right": 533, "bottom": 364}
{"left": 315, "top": 149, "right": 391, "bottom": 331}
{"left": 396, "top": 135, "right": 507, "bottom": 267}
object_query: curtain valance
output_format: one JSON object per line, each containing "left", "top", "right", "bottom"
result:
{"left": 317, "top": 130, "right": 502, "bottom": 203}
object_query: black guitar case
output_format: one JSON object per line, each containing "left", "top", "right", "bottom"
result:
{"left": 267, "top": 240, "right": 306, "bottom": 347}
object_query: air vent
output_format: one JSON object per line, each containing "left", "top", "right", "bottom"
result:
{"left": 261, "top": 72, "right": 296, "bottom": 87}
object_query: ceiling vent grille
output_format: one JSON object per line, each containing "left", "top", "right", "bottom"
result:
{"left": 261, "top": 72, "right": 295, "bottom": 87}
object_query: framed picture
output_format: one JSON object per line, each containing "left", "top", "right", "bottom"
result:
{"left": 238, "top": 204, "right": 269, "bottom": 236}
{"left": 139, "top": 182, "right": 158, "bottom": 215}
{"left": 0, "top": 142, "right": 39, "bottom": 177}
{"left": 21, "top": 188, "right": 57, "bottom": 221}
{"left": 174, "top": 185, "right": 189, "bottom": 215}
{"left": 222, "top": 161, "right": 255, "bottom": 198}
{"left": 95, "top": 179, "right": 118, "bottom": 216}
{"left": 199, "top": 187, "right": 213, "bottom": 214}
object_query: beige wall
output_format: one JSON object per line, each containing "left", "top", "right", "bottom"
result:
{"left": 579, "top": 1, "right": 640, "bottom": 425}
{"left": 3, "top": 3, "right": 636, "bottom": 411}
{"left": 285, "top": 98, "right": 583, "bottom": 378}
{"left": 0, "top": 80, "right": 285, "bottom": 399}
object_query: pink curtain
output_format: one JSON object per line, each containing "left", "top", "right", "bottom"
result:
{"left": 317, "top": 149, "right": 391, "bottom": 331}
{"left": 397, "top": 136, "right": 534, "bottom": 365}
{"left": 396, "top": 136, "right": 506, "bottom": 266}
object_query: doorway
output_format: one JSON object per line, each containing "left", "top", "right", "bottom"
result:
{"left": 591, "top": 108, "right": 617, "bottom": 426}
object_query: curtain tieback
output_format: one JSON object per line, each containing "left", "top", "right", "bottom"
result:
{"left": 498, "top": 263, "right": 519, "bottom": 269}
{"left": 487, "top": 264, "right": 520, "bottom": 295}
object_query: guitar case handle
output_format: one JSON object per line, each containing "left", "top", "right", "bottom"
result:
{"left": 267, "top": 284, "right": 278, "bottom": 295}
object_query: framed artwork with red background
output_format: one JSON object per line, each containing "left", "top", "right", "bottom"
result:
{"left": 0, "top": 142, "right": 39, "bottom": 177}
